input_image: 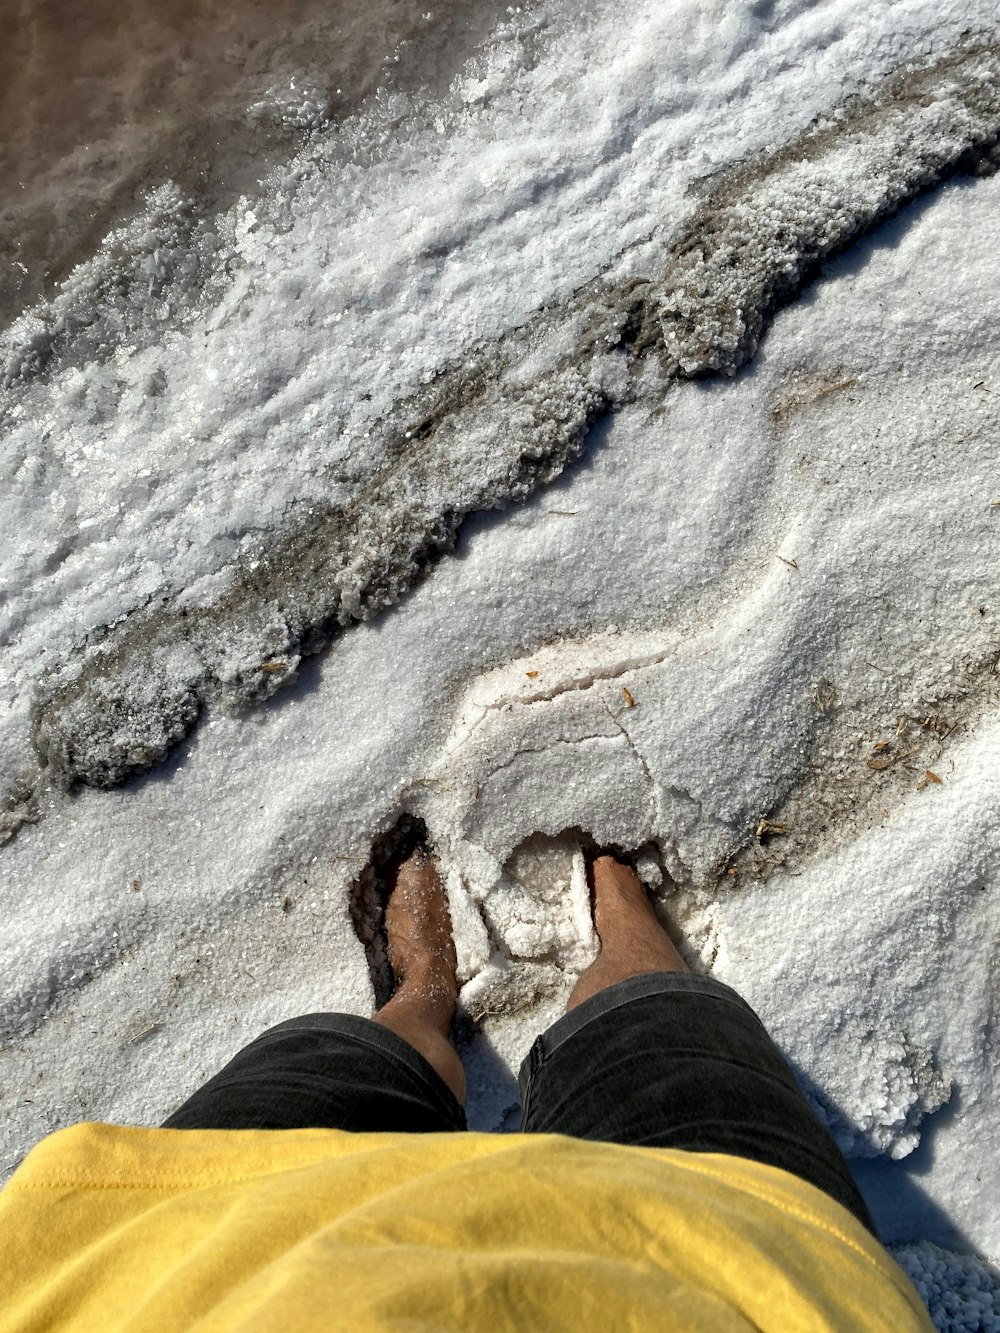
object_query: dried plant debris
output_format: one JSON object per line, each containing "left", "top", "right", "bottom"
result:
{"left": 23, "top": 40, "right": 1000, "bottom": 798}
{"left": 755, "top": 817, "right": 789, "bottom": 841}
{"left": 718, "top": 656, "right": 996, "bottom": 886}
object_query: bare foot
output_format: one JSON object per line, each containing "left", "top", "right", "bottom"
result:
{"left": 566, "top": 853, "right": 687, "bottom": 1011}
{"left": 372, "top": 849, "right": 466, "bottom": 1104}
{"left": 384, "top": 849, "right": 459, "bottom": 1007}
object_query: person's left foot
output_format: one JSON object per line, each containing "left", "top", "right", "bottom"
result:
{"left": 384, "top": 849, "right": 459, "bottom": 1009}
{"left": 373, "top": 848, "right": 466, "bottom": 1103}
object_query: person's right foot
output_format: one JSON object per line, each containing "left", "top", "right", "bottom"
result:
{"left": 566, "top": 853, "right": 687, "bottom": 1011}
{"left": 591, "top": 855, "right": 667, "bottom": 947}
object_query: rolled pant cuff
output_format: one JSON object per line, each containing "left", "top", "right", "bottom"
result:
{"left": 523, "top": 971, "right": 760, "bottom": 1075}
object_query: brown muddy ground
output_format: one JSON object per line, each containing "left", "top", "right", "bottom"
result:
{"left": 0, "top": 0, "right": 504, "bottom": 327}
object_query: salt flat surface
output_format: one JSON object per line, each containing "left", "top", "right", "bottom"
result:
{"left": 2, "top": 0, "right": 999, "bottom": 1326}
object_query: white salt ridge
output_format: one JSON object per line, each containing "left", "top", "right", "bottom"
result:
{"left": 3, "top": 1, "right": 1000, "bottom": 812}
{"left": 19, "top": 32, "right": 1000, "bottom": 804}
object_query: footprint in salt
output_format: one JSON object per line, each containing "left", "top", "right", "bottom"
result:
{"left": 459, "top": 831, "right": 596, "bottom": 1026}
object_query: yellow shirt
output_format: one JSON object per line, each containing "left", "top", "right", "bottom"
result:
{"left": 0, "top": 1123, "right": 931, "bottom": 1332}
